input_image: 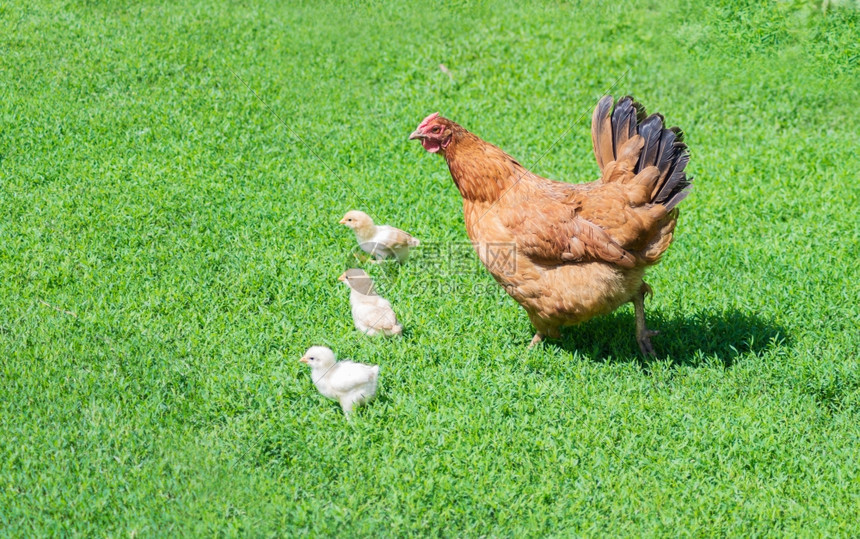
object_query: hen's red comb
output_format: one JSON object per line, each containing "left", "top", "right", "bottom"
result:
{"left": 418, "top": 112, "right": 440, "bottom": 129}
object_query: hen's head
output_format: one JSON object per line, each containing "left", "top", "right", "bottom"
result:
{"left": 409, "top": 113, "right": 459, "bottom": 154}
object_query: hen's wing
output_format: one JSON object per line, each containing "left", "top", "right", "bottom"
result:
{"left": 509, "top": 187, "right": 641, "bottom": 268}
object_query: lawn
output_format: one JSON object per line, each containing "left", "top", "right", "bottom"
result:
{"left": 1, "top": 0, "right": 859, "bottom": 535}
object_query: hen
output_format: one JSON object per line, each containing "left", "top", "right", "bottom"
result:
{"left": 409, "top": 96, "right": 691, "bottom": 355}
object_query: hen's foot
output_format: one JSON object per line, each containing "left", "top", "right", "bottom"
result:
{"left": 637, "top": 328, "right": 660, "bottom": 357}
{"left": 528, "top": 333, "right": 544, "bottom": 349}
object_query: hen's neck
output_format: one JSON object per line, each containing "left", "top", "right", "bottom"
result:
{"left": 444, "top": 133, "right": 524, "bottom": 203}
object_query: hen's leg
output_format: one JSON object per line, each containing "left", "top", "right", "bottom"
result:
{"left": 528, "top": 326, "right": 561, "bottom": 348}
{"left": 633, "top": 283, "right": 659, "bottom": 356}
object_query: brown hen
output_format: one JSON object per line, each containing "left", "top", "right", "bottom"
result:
{"left": 409, "top": 96, "right": 692, "bottom": 355}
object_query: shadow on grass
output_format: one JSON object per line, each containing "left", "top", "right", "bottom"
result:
{"left": 550, "top": 308, "right": 788, "bottom": 368}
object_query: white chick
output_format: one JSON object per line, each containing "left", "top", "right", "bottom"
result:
{"left": 339, "top": 210, "right": 420, "bottom": 262}
{"left": 300, "top": 346, "right": 379, "bottom": 416}
{"left": 338, "top": 268, "right": 403, "bottom": 337}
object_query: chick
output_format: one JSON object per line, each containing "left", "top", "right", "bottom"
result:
{"left": 339, "top": 210, "right": 420, "bottom": 262}
{"left": 300, "top": 346, "right": 379, "bottom": 416}
{"left": 339, "top": 268, "right": 403, "bottom": 337}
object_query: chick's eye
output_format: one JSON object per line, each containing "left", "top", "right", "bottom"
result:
{"left": 309, "top": 357, "right": 315, "bottom": 361}
{"left": 347, "top": 219, "right": 352, "bottom": 221}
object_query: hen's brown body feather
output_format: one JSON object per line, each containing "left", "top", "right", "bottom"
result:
{"left": 413, "top": 96, "right": 691, "bottom": 351}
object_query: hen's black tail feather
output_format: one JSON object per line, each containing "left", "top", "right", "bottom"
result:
{"left": 593, "top": 95, "right": 692, "bottom": 211}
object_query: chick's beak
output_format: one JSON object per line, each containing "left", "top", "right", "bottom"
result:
{"left": 409, "top": 129, "right": 426, "bottom": 141}
{"left": 299, "top": 356, "right": 309, "bottom": 364}
{"left": 338, "top": 273, "right": 347, "bottom": 282}
{"left": 338, "top": 217, "right": 347, "bottom": 225}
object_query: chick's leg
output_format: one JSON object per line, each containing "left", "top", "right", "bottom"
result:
{"left": 339, "top": 396, "right": 355, "bottom": 418}
{"left": 363, "top": 242, "right": 383, "bottom": 263}
{"left": 633, "top": 282, "right": 659, "bottom": 356}
{"left": 394, "top": 247, "right": 409, "bottom": 263}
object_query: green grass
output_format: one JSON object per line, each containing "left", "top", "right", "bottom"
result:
{"left": 2, "top": 0, "right": 859, "bottom": 535}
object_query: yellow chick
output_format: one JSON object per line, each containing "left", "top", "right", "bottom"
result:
{"left": 300, "top": 346, "right": 379, "bottom": 416}
{"left": 338, "top": 269, "right": 403, "bottom": 337}
{"left": 339, "top": 210, "right": 420, "bottom": 262}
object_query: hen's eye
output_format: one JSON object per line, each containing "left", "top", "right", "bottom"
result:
{"left": 432, "top": 126, "right": 441, "bottom": 133}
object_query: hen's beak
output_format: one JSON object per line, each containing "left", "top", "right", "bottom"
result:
{"left": 409, "top": 129, "right": 426, "bottom": 141}
{"left": 338, "top": 272, "right": 347, "bottom": 282}
{"left": 299, "top": 356, "right": 309, "bottom": 364}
